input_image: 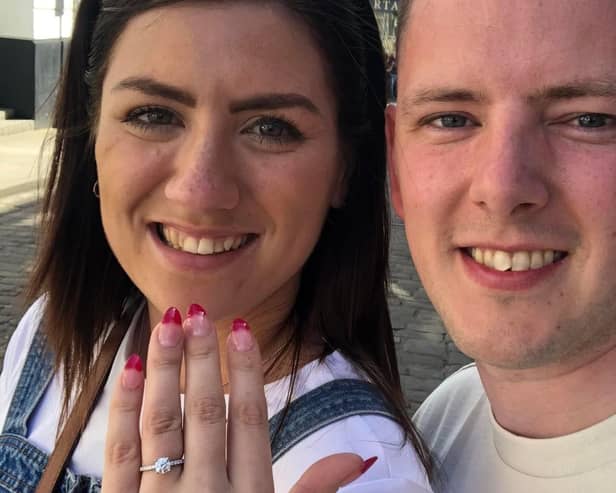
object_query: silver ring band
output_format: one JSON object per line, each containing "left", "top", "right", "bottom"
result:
{"left": 139, "top": 456, "right": 184, "bottom": 474}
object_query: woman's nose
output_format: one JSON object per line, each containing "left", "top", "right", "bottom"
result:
{"left": 164, "top": 130, "right": 240, "bottom": 211}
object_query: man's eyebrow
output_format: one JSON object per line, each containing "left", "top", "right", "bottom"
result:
{"left": 530, "top": 80, "right": 616, "bottom": 103}
{"left": 398, "top": 88, "right": 487, "bottom": 115}
{"left": 229, "top": 93, "right": 320, "bottom": 115}
{"left": 410, "top": 88, "right": 486, "bottom": 104}
{"left": 112, "top": 77, "right": 197, "bottom": 107}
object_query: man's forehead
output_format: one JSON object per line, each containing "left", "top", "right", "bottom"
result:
{"left": 399, "top": 0, "right": 616, "bottom": 53}
{"left": 397, "top": 0, "right": 616, "bottom": 105}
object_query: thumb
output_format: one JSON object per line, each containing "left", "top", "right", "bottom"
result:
{"left": 290, "top": 454, "right": 377, "bottom": 493}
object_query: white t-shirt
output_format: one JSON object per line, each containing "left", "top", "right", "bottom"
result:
{"left": 413, "top": 364, "right": 616, "bottom": 493}
{"left": 0, "top": 300, "right": 432, "bottom": 492}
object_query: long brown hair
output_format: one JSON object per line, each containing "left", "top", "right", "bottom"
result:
{"left": 28, "top": 0, "right": 433, "bottom": 479}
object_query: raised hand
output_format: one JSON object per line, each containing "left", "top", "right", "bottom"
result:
{"left": 101, "top": 305, "right": 367, "bottom": 492}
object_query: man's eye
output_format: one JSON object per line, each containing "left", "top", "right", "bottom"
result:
{"left": 575, "top": 113, "right": 613, "bottom": 128}
{"left": 428, "top": 114, "right": 473, "bottom": 128}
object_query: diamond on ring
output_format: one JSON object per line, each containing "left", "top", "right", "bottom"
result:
{"left": 139, "top": 456, "right": 184, "bottom": 474}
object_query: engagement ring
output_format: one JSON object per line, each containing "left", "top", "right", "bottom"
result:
{"left": 139, "top": 456, "right": 184, "bottom": 474}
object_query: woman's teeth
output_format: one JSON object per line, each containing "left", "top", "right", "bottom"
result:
{"left": 469, "top": 248, "right": 565, "bottom": 272}
{"left": 160, "top": 225, "right": 248, "bottom": 255}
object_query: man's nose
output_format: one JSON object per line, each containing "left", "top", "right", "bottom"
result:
{"left": 164, "top": 130, "right": 240, "bottom": 211}
{"left": 468, "top": 123, "right": 549, "bottom": 219}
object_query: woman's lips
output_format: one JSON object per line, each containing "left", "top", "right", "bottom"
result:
{"left": 156, "top": 223, "right": 255, "bottom": 256}
{"left": 150, "top": 223, "right": 258, "bottom": 271}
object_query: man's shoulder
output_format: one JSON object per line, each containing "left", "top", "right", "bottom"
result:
{"left": 413, "top": 363, "right": 489, "bottom": 457}
{"left": 418, "top": 363, "right": 484, "bottom": 413}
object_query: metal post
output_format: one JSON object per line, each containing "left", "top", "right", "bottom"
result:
{"left": 55, "top": 0, "right": 65, "bottom": 74}
{"left": 55, "top": 0, "right": 65, "bottom": 17}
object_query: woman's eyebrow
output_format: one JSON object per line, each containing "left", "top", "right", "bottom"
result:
{"left": 229, "top": 93, "right": 320, "bottom": 115}
{"left": 112, "top": 77, "right": 197, "bottom": 107}
{"left": 111, "top": 79, "right": 320, "bottom": 116}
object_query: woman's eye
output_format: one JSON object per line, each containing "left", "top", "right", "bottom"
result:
{"left": 258, "top": 121, "right": 286, "bottom": 138}
{"left": 123, "top": 107, "right": 181, "bottom": 131}
{"left": 573, "top": 113, "right": 614, "bottom": 128}
{"left": 243, "top": 117, "right": 303, "bottom": 144}
{"left": 426, "top": 114, "right": 474, "bottom": 129}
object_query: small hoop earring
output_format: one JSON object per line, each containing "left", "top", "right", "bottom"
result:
{"left": 92, "top": 180, "right": 100, "bottom": 198}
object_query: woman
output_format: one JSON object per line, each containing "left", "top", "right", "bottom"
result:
{"left": 0, "top": 0, "right": 433, "bottom": 491}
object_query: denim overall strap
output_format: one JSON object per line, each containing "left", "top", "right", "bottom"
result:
{"left": 269, "top": 379, "right": 397, "bottom": 463}
{"left": 0, "top": 329, "right": 103, "bottom": 492}
{"left": 2, "top": 329, "right": 54, "bottom": 436}
{"left": 0, "top": 329, "right": 52, "bottom": 492}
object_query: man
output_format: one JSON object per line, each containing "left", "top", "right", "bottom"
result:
{"left": 386, "top": 0, "right": 616, "bottom": 491}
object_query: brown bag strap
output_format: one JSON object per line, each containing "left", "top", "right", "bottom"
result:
{"left": 35, "top": 320, "right": 128, "bottom": 493}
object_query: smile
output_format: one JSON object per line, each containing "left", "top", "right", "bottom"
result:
{"left": 157, "top": 224, "right": 253, "bottom": 256}
{"left": 464, "top": 247, "right": 567, "bottom": 272}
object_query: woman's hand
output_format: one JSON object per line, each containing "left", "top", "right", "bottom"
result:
{"left": 101, "top": 305, "right": 366, "bottom": 492}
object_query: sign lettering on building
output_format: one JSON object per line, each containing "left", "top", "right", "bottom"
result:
{"left": 371, "top": 0, "right": 398, "bottom": 54}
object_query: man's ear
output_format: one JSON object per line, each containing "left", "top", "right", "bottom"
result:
{"left": 386, "top": 103, "right": 405, "bottom": 219}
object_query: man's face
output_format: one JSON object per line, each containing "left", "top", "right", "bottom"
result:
{"left": 388, "top": 0, "right": 616, "bottom": 372}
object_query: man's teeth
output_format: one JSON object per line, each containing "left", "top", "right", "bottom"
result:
{"left": 161, "top": 225, "right": 247, "bottom": 255}
{"left": 470, "top": 248, "right": 563, "bottom": 272}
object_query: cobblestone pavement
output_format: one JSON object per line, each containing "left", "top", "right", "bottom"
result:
{"left": 0, "top": 191, "right": 40, "bottom": 364}
{"left": 389, "top": 215, "right": 472, "bottom": 411}
{"left": 0, "top": 191, "right": 470, "bottom": 410}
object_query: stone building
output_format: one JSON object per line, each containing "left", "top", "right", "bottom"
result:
{"left": 0, "top": 1, "right": 78, "bottom": 127}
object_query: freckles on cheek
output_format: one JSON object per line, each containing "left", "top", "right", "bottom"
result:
{"left": 402, "top": 167, "right": 442, "bottom": 210}
{"left": 273, "top": 155, "right": 336, "bottom": 204}
{"left": 131, "top": 139, "right": 168, "bottom": 169}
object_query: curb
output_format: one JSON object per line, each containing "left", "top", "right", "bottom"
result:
{"left": 0, "top": 181, "right": 41, "bottom": 200}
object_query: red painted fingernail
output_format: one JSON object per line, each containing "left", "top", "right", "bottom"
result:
{"left": 124, "top": 354, "right": 143, "bottom": 372}
{"left": 123, "top": 354, "right": 143, "bottom": 390}
{"left": 231, "top": 318, "right": 253, "bottom": 352}
{"left": 187, "top": 303, "right": 206, "bottom": 318}
{"left": 360, "top": 456, "right": 378, "bottom": 474}
{"left": 160, "top": 307, "right": 183, "bottom": 347}
{"left": 162, "top": 307, "right": 182, "bottom": 325}
{"left": 186, "top": 304, "right": 211, "bottom": 337}
{"left": 232, "top": 318, "right": 249, "bottom": 332}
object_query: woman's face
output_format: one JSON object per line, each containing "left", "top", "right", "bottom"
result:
{"left": 95, "top": 2, "right": 343, "bottom": 324}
